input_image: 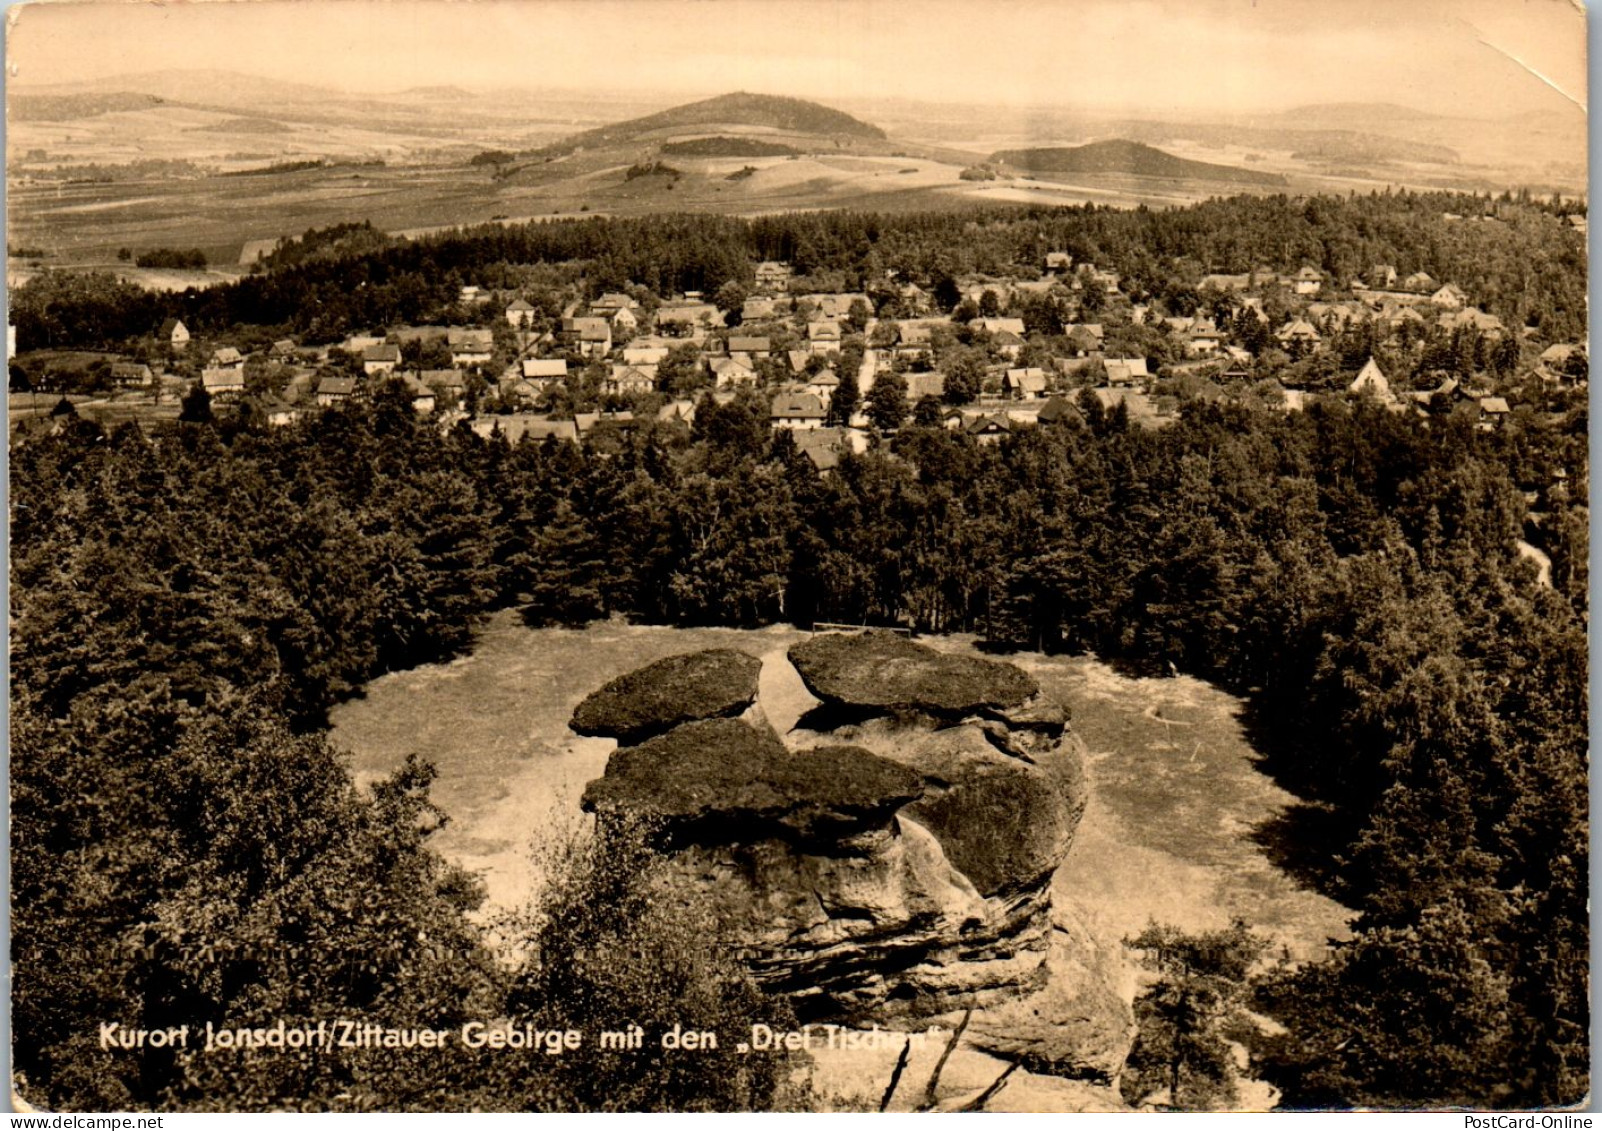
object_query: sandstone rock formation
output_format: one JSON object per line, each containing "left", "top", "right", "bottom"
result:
{"left": 572, "top": 635, "right": 1133, "bottom": 1078}
{"left": 569, "top": 648, "right": 761, "bottom": 744}
{"left": 961, "top": 909, "right": 1139, "bottom": 1083}
{"left": 582, "top": 717, "right": 923, "bottom": 843}
{"left": 789, "top": 632, "right": 1039, "bottom": 718}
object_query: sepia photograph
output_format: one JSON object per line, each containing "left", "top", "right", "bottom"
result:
{"left": 4, "top": 0, "right": 1590, "bottom": 1114}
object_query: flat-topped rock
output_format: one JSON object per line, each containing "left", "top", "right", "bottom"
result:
{"left": 581, "top": 718, "right": 923, "bottom": 843}
{"left": 789, "top": 633, "right": 1039, "bottom": 717}
{"left": 569, "top": 648, "right": 762, "bottom": 744}
{"left": 840, "top": 722, "right": 1078, "bottom": 897}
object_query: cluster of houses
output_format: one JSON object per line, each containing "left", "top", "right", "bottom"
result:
{"left": 65, "top": 245, "right": 1580, "bottom": 460}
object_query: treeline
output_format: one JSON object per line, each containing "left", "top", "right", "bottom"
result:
{"left": 11, "top": 190, "right": 1586, "bottom": 351}
{"left": 135, "top": 247, "right": 208, "bottom": 269}
{"left": 11, "top": 376, "right": 1587, "bottom": 1108}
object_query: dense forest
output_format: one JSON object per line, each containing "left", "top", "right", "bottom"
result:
{"left": 11, "top": 190, "right": 1587, "bottom": 353}
{"left": 9, "top": 194, "right": 1588, "bottom": 1111}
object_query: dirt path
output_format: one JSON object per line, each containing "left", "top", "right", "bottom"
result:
{"left": 1517, "top": 539, "right": 1553, "bottom": 588}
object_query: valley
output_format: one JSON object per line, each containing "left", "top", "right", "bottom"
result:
{"left": 9, "top": 76, "right": 1585, "bottom": 274}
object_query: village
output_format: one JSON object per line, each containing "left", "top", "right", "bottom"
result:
{"left": 12, "top": 218, "right": 1588, "bottom": 475}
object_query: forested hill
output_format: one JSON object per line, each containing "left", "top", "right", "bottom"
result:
{"left": 10, "top": 91, "right": 167, "bottom": 121}
{"left": 991, "top": 140, "right": 1286, "bottom": 185}
{"left": 12, "top": 191, "right": 1586, "bottom": 352}
{"left": 533, "top": 91, "right": 886, "bottom": 156}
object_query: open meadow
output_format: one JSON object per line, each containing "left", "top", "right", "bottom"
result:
{"left": 329, "top": 612, "right": 1353, "bottom": 963}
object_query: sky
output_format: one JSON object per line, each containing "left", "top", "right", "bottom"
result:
{"left": 4, "top": 0, "right": 1588, "bottom": 118}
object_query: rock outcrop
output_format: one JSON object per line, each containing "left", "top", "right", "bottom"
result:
{"left": 571, "top": 637, "right": 1132, "bottom": 1072}
{"left": 961, "top": 909, "right": 1139, "bottom": 1083}
{"left": 789, "top": 632, "right": 1039, "bottom": 718}
{"left": 570, "top": 648, "right": 761, "bottom": 744}
{"left": 582, "top": 718, "right": 923, "bottom": 843}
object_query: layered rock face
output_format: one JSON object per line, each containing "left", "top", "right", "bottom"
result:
{"left": 574, "top": 633, "right": 1131, "bottom": 1077}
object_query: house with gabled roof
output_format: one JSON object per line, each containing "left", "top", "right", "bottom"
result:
{"left": 1036, "top": 395, "right": 1085, "bottom": 427}
{"left": 1276, "top": 319, "right": 1322, "bottom": 351}
{"left": 1439, "top": 308, "right": 1506, "bottom": 339}
{"left": 363, "top": 343, "right": 401, "bottom": 376}
{"left": 421, "top": 368, "right": 465, "bottom": 397}
{"left": 265, "top": 402, "right": 303, "bottom": 428}
{"left": 805, "top": 368, "right": 841, "bottom": 404}
{"left": 159, "top": 318, "right": 189, "bottom": 351}
{"left": 807, "top": 321, "right": 842, "bottom": 352}
{"left": 1348, "top": 357, "right": 1395, "bottom": 404}
{"left": 1004, "top": 367, "right": 1049, "bottom": 399}
{"left": 972, "top": 317, "right": 1027, "bottom": 337}
{"left": 1187, "top": 319, "right": 1225, "bottom": 356}
{"left": 1368, "top": 264, "right": 1399, "bottom": 289}
{"left": 712, "top": 356, "right": 757, "bottom": 389}
{"left": 1402, "top": 271, "right": 1439, "bottom": 294}
{"left": 656, "top": 303, "right": 722, "bottom": 335}
{"left": 1476, "top": 396, "right": 1511, "bottom": 430}
{"left": 201, "top": 368, "right": 245, "bottom": 400}
{"left": 521, "top": 358, "right": 569, "bottom": 386}
{"left": 754, "top": 261, "right": 792, "bottom": 291}
{"left": 609, "top": 338, "right": 660, "bottom": 363}
{"left": 506, "top": 298, "right": 536, "bottom": 328}
{"left": 558, "top": 317, "right": 611, "bottom": 358}
{"left": 400, "top": 373, "right": 436, "bottom": 415}
{"left": 965, "top": 413, "right": 1012, "bottom": 445}
{"left": 316, "top": 376, "right": 356, "bottom": 406}
{"left": 111, "top": 361, "right": 153, "bottom": 388}
{"left": 1091, "top": 387, "right": 1161, "bottom": 426}
{"left": 448, "top": 328, "right": 495, "bottom": 367}
{"left": 1291, "top": 266, "right": 1323, "bottom": 296}
{"left": 606, "top": 364, "right": 656, "bottom": 397}
{"left": 742, "top": 296, "right": 779, "bottom": 322}
{"left": 553, "top": 317, "right": 604, "bottom": 357}
{"left": 1429, "top": 283, "right": 1467, "bottom": 310}
{"left": 770, "top": 391, "right": 827, "bottom": 429}
{"left": 1104, "top": 357, "right": 1150, "bottom": 386}
{"left": 728, "top": 335, "right": 771, "bottom": 358}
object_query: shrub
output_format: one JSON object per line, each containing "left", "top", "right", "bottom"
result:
{"left": 480, "top": 813, "right": 809, "bottom": 1111}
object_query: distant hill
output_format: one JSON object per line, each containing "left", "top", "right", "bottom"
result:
{"left": 1265, "top": 102, "right": 1447, "bottom": 129}
{"left": 536, "top": 92, "right": 886, "bottom": 157}
{"left": 990, "top": 140, "right": 1286, "bottom": 185}
{"left": 660, "top": 136, "right": 799, "bottom": 157}
{"left": 16, "top": 70, "right": 343, "bottom": 109}
{"left": 394, "top": 85, "right": 477, "bottom": 101}
{"left": 11, "top": 92, "right": 166, "bottom": 121}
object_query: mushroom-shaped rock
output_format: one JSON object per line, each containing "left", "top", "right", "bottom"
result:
{"left": 569, "top": 648, "right": 762, "bottom": 745}
{"left": 875, "top": 724, "right": 1076, "bottom": 897}
{"left": 789, "top": 633, "right": 1038, "bottom": 718}
{"left": 581, "top": 718, "right": 924, "bottom": 845}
